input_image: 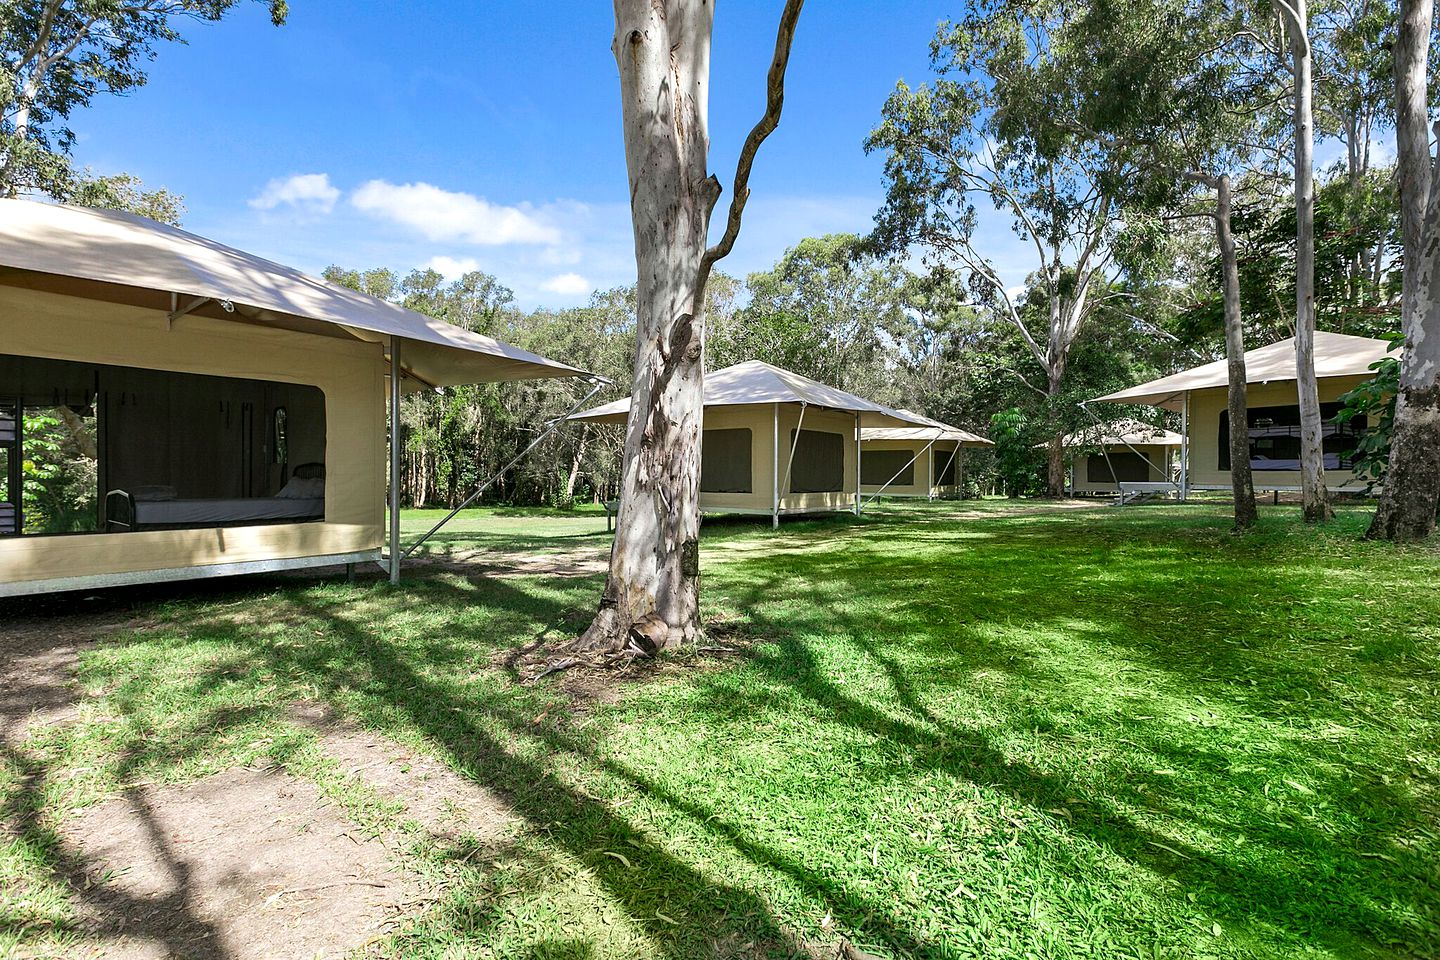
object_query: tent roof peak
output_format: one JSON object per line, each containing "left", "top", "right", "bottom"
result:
{"left": 1092, "top": 332, "right": 1393, "bottom": 410}
{"left": 0, "top": 198, "right": 584, "bottom": 387}
{"left": 569, "top": 360, "right": 930, "bottom": 428}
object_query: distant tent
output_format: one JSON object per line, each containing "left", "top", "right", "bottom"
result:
{"left": 860, "top": 411, "right": 992, "bottom": 499}
{"left": 570, "top": 360, "right": 928, "bottom": 526}
{"left": 1092, "top": 332, "right": 1392, "bottom": 495}
{"left": 1057, "top": 419, "right": 1182, "bottom": 496}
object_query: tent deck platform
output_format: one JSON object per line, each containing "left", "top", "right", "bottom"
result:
{"left": 0, "top": 549, "right": 381, "bottom": 599}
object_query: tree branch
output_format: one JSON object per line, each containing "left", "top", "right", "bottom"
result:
{"left": 693, "top": 0, "right": 805, "bottom": 307}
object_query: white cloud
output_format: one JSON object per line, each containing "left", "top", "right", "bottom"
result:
{"left": 424, "top": 255, "right": 482, "bottom": 278}
{"left": 351, "top": 180, "right": 562, "bottom": 245}
{"left": 249, "top": 173, "right": 340, "bottom": 214}
{"left": 540, "top": 272, "right": 591, "bottom": 296}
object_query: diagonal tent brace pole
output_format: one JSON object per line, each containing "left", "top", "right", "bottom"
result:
{"left": 933, "top": 442, "right": 962, "bottom": 499}
{"left": 863, "top": 440, "right": 935, "bottom": 507}
{"left": 1077, "top": 400, "right": 1180, "bottom": 499}
{"left": 399, "top": 377, "right": 609, "bottom": 563}
{"left": 778, "top": 401, "right": 809, "bottom": 511}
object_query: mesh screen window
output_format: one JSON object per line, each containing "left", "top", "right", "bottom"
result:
{"left": 1086, "top": 451, "right": 1150, "bottom": 483}
{"left": 934, "top": 447, "right": 959, "bottom": 486}
{"left": 788, "top": 429, "right": 845, "bottom": 493}
{"left": 700, "top": 428, "right": 752, "bottom": 493}
{"left": 861, "top": 449, "right": 915, "bottom": 486}
{"left": 1219, "top": 403, "right": 1365, "bottom": 471}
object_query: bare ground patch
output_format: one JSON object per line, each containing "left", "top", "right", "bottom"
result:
{"left": 288, "top": 701, "right": 516, "bottom": 849}
{"left": 405, "top": 546, "right": 609, "bottom": 580}
{"left": 33, "top": 708, "right": 521, "bottom": 960}
{"left": 1, "top": 611, "right": 154, "bottom": 740}
{"left": 63, "top": 766, "right": 416, "bottom": 960}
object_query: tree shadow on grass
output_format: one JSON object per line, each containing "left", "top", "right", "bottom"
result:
{"left": 1, "top": 731, "right": 234, "bottom": 958}
{"left": 687, "top": 514, "right": 1439, "bottom": 956}
{"left": 5, "top": 506, "right": 1436, "bottom": 958}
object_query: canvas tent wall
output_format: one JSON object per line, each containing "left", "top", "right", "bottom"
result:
{"left": 1061, "top": 419, "right": 1181, "bottom": 496}
{"left": 0, "top": 200, "right": 581, "bottom": 597}
{"left": 569, "top": 360, "right": 927, "bottom": 526}
{"left": 860, "top": 413, "right": 993, "bottom": 499}
{"left": 1092, "top": 332, "right": 1390, "bottom": 495}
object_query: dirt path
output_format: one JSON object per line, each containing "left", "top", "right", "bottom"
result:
{"left": 2, "top": 623, "right": 516, "bottom": 960}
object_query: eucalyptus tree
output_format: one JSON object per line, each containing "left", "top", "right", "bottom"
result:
{"left": 0, "top": 0, "right": 286, "bottom": 198}
{"left": 1055, "top": 0, "right": 1276, "bottom": 527}
{"left": 866, "top": 0, "right": 1143, "bottom": 497}
{"left": 718, "top": 233, "right": 912, "bottom": 403}
{"left": 1368, "top": 0, "right": 1440, "bottom": 540}
{"left": 576, "top": 0, "right": 806, "bottom": 655}
{"left": 1270, "top": 0, "right": 1335, "bottom": 521}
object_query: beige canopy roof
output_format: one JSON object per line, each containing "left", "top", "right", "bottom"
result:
{"left": 1093, "top": 332, "right": 1392, "bottom": 411}
{"left": 862, "top": 409, "right": 993, "bottom": 446}
{"left": 570, "top": 360, "right": 930, "bottom": 428}
{"left": 0, "top": 198, "right": 583, "bottom": 387}
{"left": 1061, "top": 417, "right": 1182, "bottom": 448}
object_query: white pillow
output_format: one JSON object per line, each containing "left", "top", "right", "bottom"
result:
{"left": 277, "top": 477, "right": 324, "bottom": 499}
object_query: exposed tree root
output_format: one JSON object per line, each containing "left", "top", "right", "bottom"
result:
{"left": 513, "top": 621, "right": 750, "bottom": 686}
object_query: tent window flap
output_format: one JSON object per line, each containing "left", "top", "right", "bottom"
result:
{"left": 700, "top": 428, "right": 752, "bottom": 493}
{"left": 862, "top": 449, "right": 915, "bottom": 486}
{"left": 787, "top": 429, "right": 844, "bottom": 493}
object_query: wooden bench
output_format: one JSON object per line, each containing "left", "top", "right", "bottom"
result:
{"left": 603, "top": 499, "right": 620, "bottom": 532}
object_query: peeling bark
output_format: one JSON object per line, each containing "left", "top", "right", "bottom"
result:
{"left": 578, "top": 0, "right": 804, "bottom": 654}
{"left": 1369, "top": 0, "right": 1440, "bottom": 541}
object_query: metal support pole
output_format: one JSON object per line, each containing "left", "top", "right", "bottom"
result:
{"left": 401, "top": 378, "right": 607, "bottom": 559}
{"left": 779, "top": 401, "right": 808, "bottom": 520}
{"left": 772, "top": 403, "right": 780, "bottom": 530}
{"left": 854, "top": 413, "right": 862, "bottom": 515}
{"left": 1180, "top": 391, "right": 1190, "bottom": 503}
{"left": 935, "top": 443, "right": 961, "bottom": 500}
{"left": 862, "top": 440, "right": 934, "bottom": 507}
{"left": 927, "top": 444, "right": 934, "bottom": 501}
{"left": 388, "top": 336, "right": 402, "bottom": 584}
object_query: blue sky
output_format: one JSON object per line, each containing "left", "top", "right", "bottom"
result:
{"left": 68, "top": 1, "right": 1009, "bottom": 309}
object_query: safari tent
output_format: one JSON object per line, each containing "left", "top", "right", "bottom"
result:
{"left": 1062, "top": 419, "right": 1182, "bottom": 496}
{"left": 860, "top": 413, "right": 992, "bottom": 500}
{"left": 569, "top": 360, "right": 927, "bottom": 527}
{"left": 0, "top": 199, "right": 583, "bottom": 598}
{"left": 1093, "top": 332, "right": 1392, "bottom": 496}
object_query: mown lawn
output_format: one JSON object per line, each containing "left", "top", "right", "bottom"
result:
{"left": 3, "top": 502, "right": 1439, "bottom": 959}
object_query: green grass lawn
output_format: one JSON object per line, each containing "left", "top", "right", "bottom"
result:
{"left": 3, "top": 501, "right": 1439, "bottom": 959}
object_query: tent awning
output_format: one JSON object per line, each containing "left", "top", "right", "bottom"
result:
{"left": 1059, "top": 418, "right": 1182, "bottom": 448}
{"left": 862, "top": 409, "right": 993, "bottom": 446}
{"left": 1092, "top": 332, "right": 1393, "bottom": 411}
{"left": 0, "top": 199, "right": 585, "bottom": 387}
{"left": 569, "top": 360, "right": 932, "bottom": 428}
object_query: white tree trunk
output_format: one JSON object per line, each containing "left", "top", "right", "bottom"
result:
{"left": 579, "top": 0, "right": 715, "bottom": 653}
{"left": 1370, "top": 0, "right": 1440, "bottom": 540}
{"left": 577, "top": 0, "right": 802, "bottom": 654}
{"left": 1278, "top": 0, "right": 1333, "bottom": 521}
{"left": 1216, "top": 175, "right": 1257, "bottom": 528}
{"left": 564, "top": 426, "right": 589, "bottom": 504}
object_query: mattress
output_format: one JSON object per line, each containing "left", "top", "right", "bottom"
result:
{"left": 133, "top": 497, "right": 325, "bottom": 526}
